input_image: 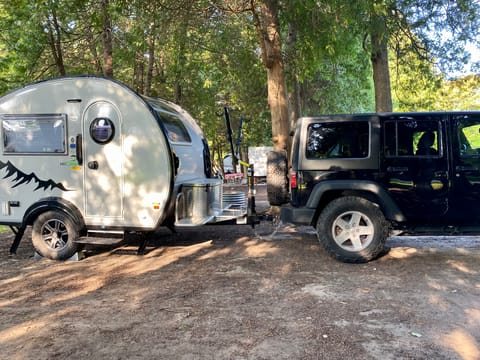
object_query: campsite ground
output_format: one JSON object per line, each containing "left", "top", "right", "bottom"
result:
{"left": 0, "top": 184, "right": 479, "bottom": 359}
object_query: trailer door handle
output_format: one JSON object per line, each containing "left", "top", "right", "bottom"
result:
{"left": 76, "top": 134, "right": 83, "bottom": 165}
{"left": 88, "top": 161, "right": 99, "bottom": 170}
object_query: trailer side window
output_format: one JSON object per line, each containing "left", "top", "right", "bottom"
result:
{"left": 159, "top": 112, "right": 191, "bottom": 143}
{"left": 90, "top": 117, "right": 115, "bottom": 144}
{"left": 2, "top": 114, "right": 66, "bottom": 154}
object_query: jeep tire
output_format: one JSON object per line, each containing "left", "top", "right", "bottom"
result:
{"left": 316, "top": 196, "right": 388, "bottom": 263}
{"left": 267, "top": 150, "right": 289, "bottom": 206}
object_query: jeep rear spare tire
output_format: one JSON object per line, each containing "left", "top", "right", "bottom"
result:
{"left": 316, "top": 196, "right": 388, "bottom": 263}
{"left": 267, "top": 150, "right": 289, "bottom": 206}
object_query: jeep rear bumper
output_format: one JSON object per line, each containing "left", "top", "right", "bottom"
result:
{"left": 280, "top": 206, "right": 315, "bottom": 226}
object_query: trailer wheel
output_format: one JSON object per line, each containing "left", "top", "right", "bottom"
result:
{"left": 32, "top": 210, "right": 80, "bottom": 260}
{"left": 267, "top": 150, "right": 289, "bottom": 206}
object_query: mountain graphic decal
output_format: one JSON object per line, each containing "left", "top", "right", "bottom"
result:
{"left": 0, "top": 160, "right": 70, "bottom": 191}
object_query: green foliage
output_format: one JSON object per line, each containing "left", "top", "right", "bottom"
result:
{"left": 299, "top": 42, "right": 375, "bottom": 115}
{"left": 279, "top": 1, "right": 375, "bottom": 114}
{"left": 462, "top": 123, "right": 480, "bottom": 149}
{"left": 391, "top": 35, "right": 480, "bottom": 111}
{"left": 396, "top": 0, "right": 480, "bottom": 75}
{"left": 0, "top": 0, "right": 478, "bottom": 164}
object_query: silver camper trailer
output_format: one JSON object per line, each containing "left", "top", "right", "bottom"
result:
{"left": 0, "top": 76, "right": 255, "bottom": 260}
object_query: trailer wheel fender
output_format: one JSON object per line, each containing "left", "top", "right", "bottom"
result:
{"left": 23, "top": 197, "right": 85, "bottom": 233}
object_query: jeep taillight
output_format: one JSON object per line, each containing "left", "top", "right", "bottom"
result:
{"left": 290, "top": 170, "right": 297, "bottom": 189}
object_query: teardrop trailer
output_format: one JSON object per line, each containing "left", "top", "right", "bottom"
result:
{"left": 0, "top": 76, "right": 263, "bottom": 260}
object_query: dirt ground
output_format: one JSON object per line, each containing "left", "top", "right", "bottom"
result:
{"left": 0, "top": 185, "right": 479, "bottom": 360}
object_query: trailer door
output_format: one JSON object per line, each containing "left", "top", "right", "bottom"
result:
{"left": 83, "top": 101, "right": 123, "bottom": 219}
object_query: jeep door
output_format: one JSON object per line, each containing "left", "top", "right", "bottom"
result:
{"left": 450, "top": 113, "right": 480, "bottom": 221}
{"left": 382, "top": 114, "right": 449, "bottom": 220}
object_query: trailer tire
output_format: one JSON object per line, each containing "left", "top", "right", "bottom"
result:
{"left": 32, "top": 210, "right": 81, "bottom": 260}
{"left": 267, "top": 150, "right": 289, "bottom": 206}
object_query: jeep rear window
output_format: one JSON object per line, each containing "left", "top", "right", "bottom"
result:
{"left": 306, "top": 121, "right": 369, "bottom": 159}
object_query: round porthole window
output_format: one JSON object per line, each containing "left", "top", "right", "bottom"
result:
{"left": 90, "top": 117, "right": 115, "bottom": 144}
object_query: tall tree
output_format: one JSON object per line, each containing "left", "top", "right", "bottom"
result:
{"left": 250, "top": 0, "right": 290, "bottom": 151}
{"left": 390, "top": 36, "right": 480, "bottom": 111}
{"left": 43, "top": 0, "right": 66, "bottom": 76}
{"left": 360, "top": 0, "right": 480, "bottom": 111}
{"left": 369, "top": 2, "right": 392, "bottom": 111}
{"left": 280, "top": 1, "right": 375, "bottom": 115}
{"left": 101, "top": 0, "right": 113, "bottom": 78}
{"left": 144, "top": 22, "right": 156, "bottom": 96}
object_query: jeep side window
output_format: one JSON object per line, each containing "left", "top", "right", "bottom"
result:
{"left": 384, "top": 118, "right": 440, "bottom": 157}
{"left": 456, "top": 116, "right": 480, "bottom": 157}
{"left": 306, "top": 121, "right": 369, "bottom": 159}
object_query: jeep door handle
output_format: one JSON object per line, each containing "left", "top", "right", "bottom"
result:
{"left": 433, "top": 171, "right": 448, "bottom": 178}
{"left": 387, "top": 166, "right": 408, "bottom": 172}
{"left": 88, "top": 161, "right": 99, "bottom": 170}
{"left": 456, "top": 165, "right": 476, "bottom": 171}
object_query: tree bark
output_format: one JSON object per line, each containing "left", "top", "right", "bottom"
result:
{"left": 45, "top": 7, "right": 66, "bottom": 76}
{"left": 171, "top": 19, "right": 188, "bottom": 104}
{"left": 144, "top": 26, "right": 156, "bottom": 96}
{"left": 370, "top": 15, "right": 392, "bottom": 112}
{"left": 288, "top": 75, "right": 302, "bottom": 129}
{"left": 85, "top": 25, "right": 103, "bottom": 75}
{"left": 133, "top": 50, "right": 144, "bottom": 93}
{"left": 252, "top": 0, "right": 290, "bottom": 152}
{"left": 101, "top": 0, "right": 113, "bottom": 78}
{"left": 286, "top": 24, "right": 301, "bottom": 130}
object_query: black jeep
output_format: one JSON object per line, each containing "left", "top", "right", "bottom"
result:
{"left": 267, "top": 112, "right": 480, "bottom": 263}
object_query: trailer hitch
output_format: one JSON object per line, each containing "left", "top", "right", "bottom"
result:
{"left": 223, "top": 106, "right": 277, "bottom": 229}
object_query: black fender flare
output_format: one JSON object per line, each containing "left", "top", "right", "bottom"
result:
{"left": 306, "top": 180, "right": 406, "bottom": 222}
{"left": 22, "top": 197, "right": 86, "bottom": 232}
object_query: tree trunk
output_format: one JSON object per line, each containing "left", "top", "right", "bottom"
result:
{"left": 171, "top": 20, "right": 188, "bottom": 104}
{"left": 286, "top": 24, "right": 302, "bottom": 130}
{"left": 252, "top": 0, "right": 290, "bottom": 152}
{"left": 101, "top": 0, "right": 113, "bottom": 78}
{"left": 133, "top": 50, "right": 144, "bottom": 93}
{"left": 174, "top": 42, "right": 186, "bottom": 104}
{"left": 46, "top": 8, "right": 66, "bottom": 76}
{"left": 370, "top": 16, "right": 392, "bottom": 112}
{"left": 144, "top": 28, "right": 155, "bottom": 96}
{"left": 288, "top": 75, "right": 301, "bottom": 129}
{"left": 85, "top": 25, "right": 103, "bottom": 75}
{"left": 267, "top": 60, "right": 290, "bottom": 151}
